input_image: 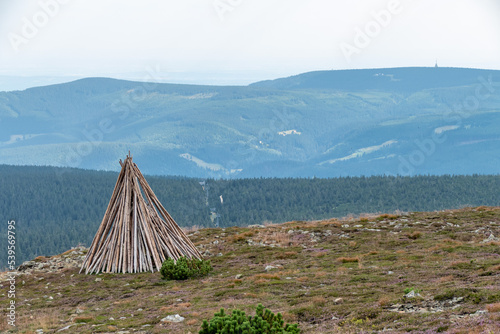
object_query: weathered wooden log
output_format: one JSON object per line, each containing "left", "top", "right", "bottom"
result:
{"left": 80, "top": 154, "right": 202, "bottom": 274}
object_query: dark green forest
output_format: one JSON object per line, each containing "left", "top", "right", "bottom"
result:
{"left": 1, "top": 164, "right": 500, "bottom": 268}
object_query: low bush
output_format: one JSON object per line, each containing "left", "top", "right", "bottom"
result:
{"left": 160, "top": 256, "right": 212, "bottom": 280}
{"left": 199, "top": 304, "right": 300, "bottom": 334}
{"left": 407, "top": 231, "right": 422, "bottom": 240}
{"left": 337, "top": 256, "right": 359, "bottom": 263}
{"left": 404, "top": 287, "right": 421, "bottom": 295}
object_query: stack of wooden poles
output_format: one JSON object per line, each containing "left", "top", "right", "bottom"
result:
{"left": 80, "top": 154, "right": 202, "bottom": 274}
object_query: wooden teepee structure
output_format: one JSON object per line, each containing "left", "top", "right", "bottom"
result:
{"left": 80, "top": 153, "right": 202, "bottom": 274}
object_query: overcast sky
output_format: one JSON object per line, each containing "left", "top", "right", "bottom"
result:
{"left": 0, "top": 0, "right": 499, "bottom": 85}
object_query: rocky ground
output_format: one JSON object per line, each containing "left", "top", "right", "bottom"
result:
{"left": 1, "top": 207, "right": 499, "bottom": 333}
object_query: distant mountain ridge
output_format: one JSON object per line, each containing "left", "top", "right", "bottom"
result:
{"left": 0, "top": 67, "right": 499, "bottom": 177}
{"left": 251, "top": 67, "right": 500, "bottom": 91}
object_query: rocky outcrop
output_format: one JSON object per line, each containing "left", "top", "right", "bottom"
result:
{"left": 16, "top": 246, "right": 87, "bottom": 275}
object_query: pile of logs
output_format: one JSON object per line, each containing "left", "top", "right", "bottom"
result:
{"left": 80, "top": 154, "right": 202, "bottom": 274}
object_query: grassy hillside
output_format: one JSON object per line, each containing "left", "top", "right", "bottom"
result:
{"left": 1, "top": 207, "right": 499, "bottom": 333}
{"left": 1, "top": 67, "right": 499, "bottom": 177}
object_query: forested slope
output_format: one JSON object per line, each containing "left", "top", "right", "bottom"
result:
{"left": 1, "top": 165, "right": 500, "bottom": 267}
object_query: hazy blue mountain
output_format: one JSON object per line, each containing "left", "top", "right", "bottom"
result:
{"left": 0, "top": 75, "right": 84, "bottom": 92}
{"left": 0, "top": 67, "right": 499, "bottom": 177}
{"left": 251, "top": 67, "right": 498, "bottom": 92}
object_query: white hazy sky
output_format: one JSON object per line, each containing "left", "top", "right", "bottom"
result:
{"left": 0, "top": 0, "right": 499, "bottom": 84}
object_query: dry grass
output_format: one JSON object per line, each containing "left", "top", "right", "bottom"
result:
{"left": 282, "top": 311, "right": 297, "bottom": 323}
{"left": 442, "top": 238, "right": 463, "bottom": 245}
{"left": 277, "top": 251, "right": 298, "bottom": 259}
{"left": 336, "top": 267, "right": 349, "bottom": 275}
{"left": 13, "top": 309, "right": 60, "bottom": 332}
{"left": 227, "top": 231, "right": 255, "bottom": 243}
{"left": 314, "top": 271, "right": 327, "bottom": 278}
{"left": 177, "top": 302, "right": 192, "bottom": 308}
{"left": 252, "top": 273, "right": 280, "bottom": 281}
{"left": 244, "top": 292, "right": 259, "bottom": 298}
{"left": 60, "top": 249, "right": 77, "bottom": 256}
{"left": 261, "top": 232, "right": 290, "bottom": 246}
{"left": 312, "top": 252, "right": 327, "bottom": 258}
{"left": 336, "top": 256, "right": 359, "bottom": 263}
{"left": 427, "top": 245, "right": 441, "bottom": 252}
{"left": 312, "top": 296, "right": 327, "bottom": 306}
{"left": 490, "top": 264, "right": 500, "bottom": 271}
{"left": 378, "top": 296, "right": 391, "bottom": 307}
{"left": 3, "top": 206, "right": 500, "bottom": 334}
{"left": 485, "top": 241, "right": 500, "bottom": 246}
{"left": 186, "top": 319, "right": 198, "bottom": 326}
{"left": 437, "top": 275, "right": 455, "bottom": 283}
{"left": 318, "top": 219, "right": 341, "bottom": 227}
{"left": 486, "top": 303, "right": 500, "bottom": 313}
{"left": 407, "top": 231, "right": 422, "bottom": 240}
{"left": 160, "top": 305, "right": 176, "bottom": 313}
{"left": 377, "top": 213, "right": 398, "bottom": 220}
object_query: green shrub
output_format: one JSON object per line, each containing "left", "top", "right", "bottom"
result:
{"left": 199, "top": 304, "right": 300, "bottom": 334}
{"left": 160, "top": 256, "right": 212, "bottom": 280}
{"left": 403, "top": 287, "right": 421, "bottom": 295}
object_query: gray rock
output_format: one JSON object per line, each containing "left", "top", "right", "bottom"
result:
{"left": 482, "top": 233, "right": 498, "bottom": 243}
{"left": 405, "top": 290, "right": 416, "bottom": 298}
{"left": 161, "top": 314, "right": 185, "bottom": 323}
{"left": 18, "top": 261, "right": 36, "bottom": 271}
{"left": 57, "top": 325, "right": 73, "bottom": 332}
{"left": 470, "top": 310, "right": 488, "bottom": 317}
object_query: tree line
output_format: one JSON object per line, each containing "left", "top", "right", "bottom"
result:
{"left": 1, "top": 164, "right": 499, "bottom": 267}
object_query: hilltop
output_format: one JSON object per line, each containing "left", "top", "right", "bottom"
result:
{"left": 1, "top": 67, "right": 499, "bottom": 177}
{"left": 1, "top": 207, "right": 499, "bottom": 333}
